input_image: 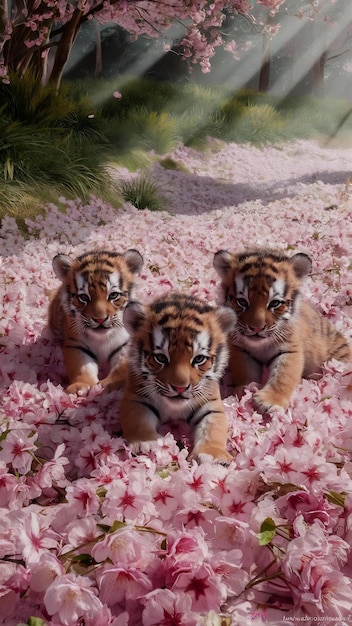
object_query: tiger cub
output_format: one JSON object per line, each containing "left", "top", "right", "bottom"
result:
{"left": 118, "top": 292, "right": 236, "bottom": 463}
{"left": 48, "top": 249, "right": 143, "bottom": 394}
{"left": 213, "top": 248, "right": 350, "bottom": 411}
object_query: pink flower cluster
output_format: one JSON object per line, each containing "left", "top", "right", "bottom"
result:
{"left": 1, "top": 139, "right": 352, "bottom": 624}
{"left": 1, "top": 0, "right": 338, "bottom": 82}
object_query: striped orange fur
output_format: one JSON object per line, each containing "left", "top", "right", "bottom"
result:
{"left": 48, "top": 249, "right": 143, "bottom": 394}
{"left": 213, "top": 248, "right": 351, "bottom": 411}
{"left": 118, "top": 292, "right": 236, "bottom": 463}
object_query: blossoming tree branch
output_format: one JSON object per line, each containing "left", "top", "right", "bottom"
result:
{"left": 0, "top": 0, "right": 337, "bottom": 89}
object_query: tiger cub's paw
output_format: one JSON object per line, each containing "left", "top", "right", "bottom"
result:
{"left": 100, "top": 378, "right": 124, "bottom": 394}
{"left": 254, "top": 387, "right": 290, "bottom": 412}
{"left": 66, "top": 381, "right": 92, "bottom": 395}
{"left": 100, "top": 364, "right": 128, "bottom": 394}
{"left": 190, "top": 445, "right": 233, "bottom": 465}
{"left": 128, "top": 438, "right": 163, "bottom": 456}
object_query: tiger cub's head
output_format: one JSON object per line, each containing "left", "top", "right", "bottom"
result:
{"left": 52, "top": 249, "right": 143, "bottom": 332}
{"left": 213, "top": 249, "right": 312, "bottom": 341}
{"left": 123, "top": 292, "right": 236, "bottom": 401}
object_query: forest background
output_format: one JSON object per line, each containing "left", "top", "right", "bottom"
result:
{"left": 1, "top": 0, "right": 352, "bottom": 224}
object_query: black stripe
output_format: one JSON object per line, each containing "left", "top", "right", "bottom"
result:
{"left": 265, "top": 349, "right": 298, "bottom": 367}
{"left": 136, "top": 400, "right": 161, "bottom": 423}
{"left": 109, "top": 342, "right": 128, "bottom": 362}
{"left": 239, "top": 347, "right": 298, "bottom": 367}
{"left": 77, "top": 252, "right": 121, "bottom": 271}
{"left": 287, "top": 288, "right": 299, "bottom": 304}
{"left": 187, "top": 406, "right": 222, "bottom": 426}
{"left": 330, "top": 342, "right": 350, "bottom": 359}
{"left": 77, "top": 250, "right": 121, "bottom": 262}
{"left": 264, "top": 262, "right": 280, "bottom": 274}
{"left": 65, "top": 344, "right": 98, "bottom": 362}
{"left": 152, "top": 297, "right": 212, "bottom": 316}
{"left": 158, "top": 312, "right": 203, "bottom": 328}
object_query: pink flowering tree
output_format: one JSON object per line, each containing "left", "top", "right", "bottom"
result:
{"left": 0, "top": 0, "right": 298, "bottom": 91}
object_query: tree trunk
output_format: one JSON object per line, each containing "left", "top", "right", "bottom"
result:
{"left": 48, "top": 7, "right": 83, "bottom": 91}
{"left": 258, "top": 34, "right": 271, "bottom": 92}
{"left": 3, "top": 0, "right": 53, "bottom": 78}
{"left": 0, "top": 0, "right": 8, "bottom": 35}
{"left": 258, "top": 15, "right": 275, "bottom": 93}
{"left": 312, "top": 52, "right": 326, "bottom": 96}
{"left": 311, "top": 18, "right": 326, "bottom": 97}
{"left": 94, "top": 19, "right": 103, "bottom": 77}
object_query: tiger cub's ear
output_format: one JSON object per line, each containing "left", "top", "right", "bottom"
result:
{"left": 123, "top": 301, "right": 148, "bottom": 333}
{"left": 289, "top": 252, "right": 312, "bottom": 279}
{"left": 123, "top": 249, "right": 144, "bottom": 274}
{"left": 52, "top": 254, "right": 74, "bottom": 282}
{"left": 213, "top": 250, "right": 235, "bottom": 280}
{"left": 216, "top": 306, "right": 237, "bottom": 333}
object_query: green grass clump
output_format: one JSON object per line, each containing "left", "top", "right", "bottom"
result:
{"left": 0, "top": 180, "right": 47, "bottom": 228}
{"left": 159, "top": 157, "right": 190, "bottom": 173}
{"left": 177, "top": 106, "right": 223, "bottom": 149}
{"left": 119, "top": 174, "right": 165, "bottom": 211}
{"left": 0, "top": 73, "right": 113, "bottom": 218}
{"left": 125, "top": 108, "right": 179, "bottom": 154}
{"left": 221, "top": 103, "right": 286, "bottom": 144}
{"left": 277, "top": 95, "right": 352, "bottom": 140}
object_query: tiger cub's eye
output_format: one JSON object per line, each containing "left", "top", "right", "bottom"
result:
{"left": 236, "top": 298, "right": 248, "bottom": 310}
{"left": 108, "top": 291, "right": 121, "bottom": 302}
{"left": 269, "top": 299, "right": 284, "bottom": 310}
{"left": 77, "top": 293, "right": 90, "bottom": 304}
{"left": 192, "top": 354, "right": 208, "bottom": 367}
{"left": 153, "top": 353, "right": 169, "bottom": 366}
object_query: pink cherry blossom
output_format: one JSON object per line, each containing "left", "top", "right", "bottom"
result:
{"left": 151, "top": 474, "right": 181, "bottom": 520}
{"left": 102, "top": 472, "right": 156, "bottom": 523}
{"left": 0, "top": 429, "right": 38, "bottom": 474}
{"left": 275, "top": 490, "right": 342, "bottom": 530}
{"left": 44, "top": 573, "right": 104, "bottom": 625}
{"left": 213, "top": 549, "right": 249, "bottom": 596}
{"left": 65, "top": 478, "right": 101, "bottom": 516}
{"left": 96, "top": 565, "right": 153, "bottom": 606}
{"left": 172, "top": 563, "right": 226, "bottom": 612}
{"left": 142, "top": 588, "right": 197, "bottom": 626}
{"left": 0, "top": 462, "right": 18, "bottom": 506}
{"left": 284, "top": 518, "right": 350, "bottom": 578}
{"left": 16, "top": 511, "right": 60, "bottom": 565}
{"left": 163, "top": 528, "right": 209, "bottom": 583}
{"left": 29, "top": 553, "right": 65, "bottom": 592}
{"left": 91, "top": 524, "right": 158, "bottom": 568}
{"left": 34, "top": 443, "right": 69, "bottom": 489}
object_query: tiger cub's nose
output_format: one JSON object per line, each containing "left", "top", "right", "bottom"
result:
{"left": 93, "top": 316, "right": 108, "bottom": 324}
{"left": 249, "top": 324, "right": 266, "bottom": 333}
{"left": 171, "top": 384, "right": 190, "bottom": 394}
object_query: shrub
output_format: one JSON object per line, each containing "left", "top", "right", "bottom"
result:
{"left": 119, "top": 174, "right": 165, "bottom": 211}
{"left": 0, "top": 74, "right": 112, "bottom": 204}
{"left": 221, "top": 103, "right": 286, "bottom": 144}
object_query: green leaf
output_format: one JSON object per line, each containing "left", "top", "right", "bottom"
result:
{"left": 260, "top": 517, "right": 277, "bottom": 532}
{"left": 108, "top": 520, "right": 127, "bottom": 533}
{"left": 0, "top": 430, "right": 9, "bottom": 444}
{"left": 71, "top": 553, "right": 96, "bottom": 567}
{"left": 257, "top": 517, "right": 277, "bottom": 546}
{"left": 325, "top": 490, "right": 346, "bottom": 507}
{"left": 28, "top": 618, "right": 47, "bottom": 626}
